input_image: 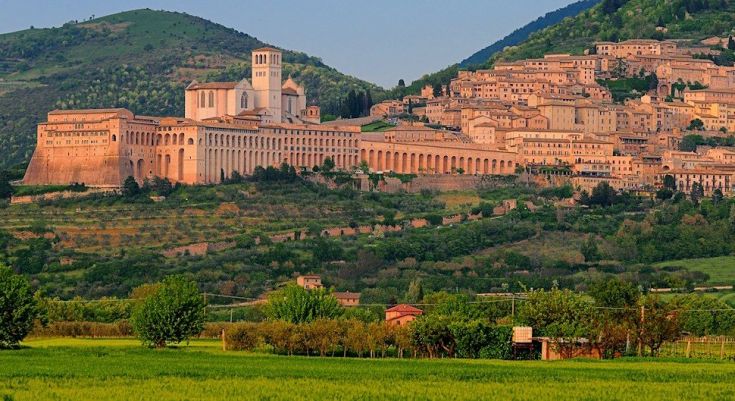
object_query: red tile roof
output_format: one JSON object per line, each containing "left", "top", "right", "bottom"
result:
{"left": 385, "top": 304, "right": 423, "bottom": 314}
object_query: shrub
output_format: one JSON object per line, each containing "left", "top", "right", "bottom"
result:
{"left": 131, "top": 275, "right": 205, "bottom": 348}
{"left": 224, "top": 322, "right": 261, "bottom": 351}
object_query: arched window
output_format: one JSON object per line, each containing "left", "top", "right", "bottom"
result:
{"left": 111, "top": 134, "right": 117, "bottom": 142}
{"left": 188, "top": 138, "right": 194, "bottom": 145}
{"left": 200, "top": 92, "right": 205, "bottom": 108}
{"left": 208, "top": 91, "right": 214, "bottom": 108}
{"left": 240, "top": 92, "right": 248, "bottom": 109}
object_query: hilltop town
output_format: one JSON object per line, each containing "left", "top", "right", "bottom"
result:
{"left": 20, "top": 37, "right": 735, "bottom": 199}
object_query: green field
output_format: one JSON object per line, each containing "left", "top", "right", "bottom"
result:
{"left": 654, "top": 256, "right": 735, "bottom": 285}
{"left": 1, "top": 338, "right": 734, "bottom": 401}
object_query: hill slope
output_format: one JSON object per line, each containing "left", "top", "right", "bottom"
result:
{"left": 492, "top": 0, "right": 735, "bottom": 63}
{"left": 459, "top": 0, "right": 602, "bottom": 67}
{"left": 0, "top": 9, "right": 384, "bottom": 169}
{"left": 401, "top": 0, "right": 735, "bottom": 96}
{"left": 397, "top": 0, "right": 601, "bottom": 96}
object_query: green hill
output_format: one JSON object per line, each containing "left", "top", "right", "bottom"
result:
{"left": 0, "top": 9, "right": 384, "bottom": 169}
{"left": 492, "top": 0, "right": 735, "bottom": 63}
{"left": 399, "top": 0, "right": 735, "bottom": 97}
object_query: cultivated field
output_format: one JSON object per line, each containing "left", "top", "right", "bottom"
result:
{"left": 2, "top": 338, "right": 734, "bottom": 401}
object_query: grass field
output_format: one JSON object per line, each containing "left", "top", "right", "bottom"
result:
{"left": 654, "top": 256, "right": 735, "bottom": 285}
{"left": 1, "top": 338, "right": 734, "bottom": 400}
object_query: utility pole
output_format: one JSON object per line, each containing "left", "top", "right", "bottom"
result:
{"left": 638, "top": 304, "right": 645, "bottom": 357}
{"left": 511, "top": 294, "right": 516, "bottom": 323}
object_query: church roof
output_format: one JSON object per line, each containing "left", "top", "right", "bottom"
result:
{"left": 282, "top": 88, "right": 299, "bottom": 96}
{"left": 254, "top": 46, "right": 281, "bottom": 53}
{"left": 187, "top": 82, "right": 238, "bottom": 90}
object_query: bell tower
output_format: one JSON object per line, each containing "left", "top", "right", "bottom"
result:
{"left": 252, "top": 47, "right": 282, "bottom": 122}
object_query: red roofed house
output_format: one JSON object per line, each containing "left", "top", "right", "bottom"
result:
{"left": 385, "top": 304, "right": 423, "bottom": 326}
{"left": 333, "top": 291, "right": 361, "bottom": 307}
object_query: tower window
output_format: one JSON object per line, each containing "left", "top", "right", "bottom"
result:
{"left": 208, "top": 91, "right": 214, "bottom": 108}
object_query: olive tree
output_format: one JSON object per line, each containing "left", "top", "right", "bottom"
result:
{"left": 131, "top": 275, "right": 205, "bottom": 348}
{"left": 0, "top": 265, "right": 43, "bottom": 348}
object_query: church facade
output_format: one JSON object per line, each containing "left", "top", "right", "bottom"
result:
{"left": 23, "top": 48, "right": 357, "bottom": 187}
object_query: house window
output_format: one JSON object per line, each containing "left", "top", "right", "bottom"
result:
{"left": 241, "top": 92, "right": 248, "bottom": 109}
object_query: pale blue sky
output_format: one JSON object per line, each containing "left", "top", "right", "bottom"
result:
{"left": 0, "top": 0, "right": 573, "bottom": 87}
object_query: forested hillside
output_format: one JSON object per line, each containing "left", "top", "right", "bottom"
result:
{"left": 399, "top": 0, "right": 735, "bottom": 97}
{"left": 460, "top": 0, "right": 602, "bottom": 67}
{"left": 0, "top": 9, "right": 385, "bottom": 169}
{"left": 492, "top": 0, "right": 735, "bottom": 63}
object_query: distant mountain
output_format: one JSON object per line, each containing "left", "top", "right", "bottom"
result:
{"left": 459, "top": 0, "right": 602, "bottom": 67}
{"left": 0, "top": 9, "right": 384, "bottom": 169}
{"left": 395, "top": 0, "right": 601, "bottom": 97}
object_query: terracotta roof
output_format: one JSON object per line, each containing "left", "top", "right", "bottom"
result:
{"left": 254, "top": 47, "right": 281, "bottom": 52}
{"left": 386, "top": 304, "right": 423, "bottom": 313}
{"left": 187, "top": 82, "right": 238, "bottom": 90}
{"left": 333, "top": 292, "right": 361, "bottom": 299}
{"left": 282, "top": 88, "right": 299, "bottom": 96}
{"left": 48, "top": 108, "right": 129, "bottom": 115}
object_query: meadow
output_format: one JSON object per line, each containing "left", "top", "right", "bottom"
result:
{"left": 1, "top": 338, "right": 734, "bottom": 401}
{"left": 653, "top": 256, "right": 735, "bottom": 285}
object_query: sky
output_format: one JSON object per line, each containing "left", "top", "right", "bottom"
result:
{"left": 0, "top": 0, "right": 574, "bottom": 88}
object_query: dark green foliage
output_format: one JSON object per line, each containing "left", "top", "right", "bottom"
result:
{"left": 0, "top": 265, "right": 43, "bottom": 348}
{"left": 679, "top": 134, "right": 735, "bottom": 151}
{"left": 122, "top": 176, "right": 140, "bottom": 198}
{"left": 0, "top": 172, "right": 13, "bottom": 199}
{"left": 131, "top": 275, "right": 205, "bottom": 348}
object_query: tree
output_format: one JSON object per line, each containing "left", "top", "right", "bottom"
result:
{"left": 728, "top": 36, "right": 735, "bottom": 51}
{"left": 405, "top": 278, "right": 424, "bottom": 304}
{"left": 397, "top": 79, "right": 405, "bottom": 88}
{"left": 687, "top": 118, "right": 705, "bottom": 131}
{"left": 0, "top": 265, "right": 44, "bottom": 348}
{"left": 648, "top": 72, "right": 659, "bottom": 91}
{"left": 580, "top": 235, "right": 600, "bottom": 262}
{"left": 121, "top": 176, "right": 140, "bottom": 198}
{"left": 712, "top": 188, "right": 724, "bottom": 204}
{"left": 432, "top": 84, "right": 443, "bottom": 98}
{"left": 663, "top": 174, "right": 677, "bottom": 191}
{"left": 690, "top": 182, "right": 704, "bottom": 204}
{"left": 656, "top": 188, "right": 674, "bottom": 200}
{"left": 0, "top": 171, "right": 13, "bottom": 199}
{"left": 131, "top": 275, "right": 205, "bottom": 348}
{"left": 321, "top": 157, "right": 335, "bottom": 173}
{"left": 635, "top": 295, "right": 681, "bottom": 356}
{"left": 266, "top": 285, "right": 343, "bottom": 324}
{"left": 519, "top": 288, "right": 594, "bottom": 358}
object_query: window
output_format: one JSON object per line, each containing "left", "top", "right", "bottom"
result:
{"left": 200, "top": 92, "right": 205, "bottom": 108}
{"left": 208, "top": 91, "right": 214, "bottom": 108}
{"left": 240, "top": 92, "right": 248, "bottom": 109}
